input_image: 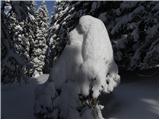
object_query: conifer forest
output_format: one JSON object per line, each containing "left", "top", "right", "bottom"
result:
{"left": 1, "top": 0, "right": 159, "bottom": 119}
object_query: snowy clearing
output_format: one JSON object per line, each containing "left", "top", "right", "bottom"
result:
{"left": 1, "top": 74, "right": 158, "bottom": 119}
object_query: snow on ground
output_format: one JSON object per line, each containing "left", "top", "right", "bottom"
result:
{"left": 1, "top": 74, "right": 49, "bottom": 119}
{"left": 101, "top": 76, "right": 159, "bottom": 119}
{"left": 2, "top": 83, "right": 36, "bottom": 118}
{"left": 1, "top": 74, "right": 159, "bottom": 119}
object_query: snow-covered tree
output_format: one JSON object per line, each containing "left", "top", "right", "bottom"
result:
{"left": 34, "top": 15, "right": 120, "bottom": 118}
{"left": 1, "top": 1, "right": 37, "bottom": 83}
{"left": 44, "top": 1, "right": 80, "bottom": 72}
{"left": 31, "top": 1, "right": 49, "bottom": 77}
{"left": 105, "top": 1, "right": 159, "bottom": 70}
{"left": 47, "top": 1, "right": 158, "bottom": 72}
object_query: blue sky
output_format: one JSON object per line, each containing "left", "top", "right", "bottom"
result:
{"left": 35, "top": 0, "right": 55, "bottom": 19}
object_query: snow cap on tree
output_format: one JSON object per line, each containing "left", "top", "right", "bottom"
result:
{"left": 34, "top": 15, "right": 120, "bottom": 118}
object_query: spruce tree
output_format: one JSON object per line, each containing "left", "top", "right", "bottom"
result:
{"left": 31, "top": 1, "right": 49, "bottom": 77}
{"left": 104, "top": 1, "right": 159, "bottom": 70}
{"left": 1, "top": 1, "right": 37, "bottom": 83}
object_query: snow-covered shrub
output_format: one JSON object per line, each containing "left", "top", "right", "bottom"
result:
{"left": 34, "top": 15, "right": 120, "bottom": 118}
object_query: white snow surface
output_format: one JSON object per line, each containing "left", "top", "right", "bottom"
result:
{"left": 78, "top": 15, "right": 120, "bottom": 98}
{"left": 32, "top": 70, "right": 40, "bottom": 78}
{"left": 28, "top": 13, "right": 35, "bottom": 21}
{"left": 15, "top": 25, "right": 23, "bottom": 31}
{"left": 4, "top": 5, "right": 12, "bottom": 16}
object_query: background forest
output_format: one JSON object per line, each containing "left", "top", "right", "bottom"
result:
{"left": 1, "top": 1, "right": 159, "bottom": 83}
